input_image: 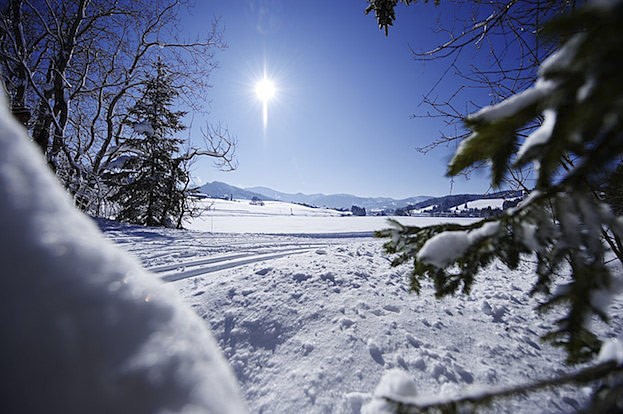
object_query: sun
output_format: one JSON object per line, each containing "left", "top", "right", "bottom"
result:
{"left": 255, "top": 77, "right": 277, "bottom": 130}
{"left": 255, "top": 78, "right": 276, "bottom": 103}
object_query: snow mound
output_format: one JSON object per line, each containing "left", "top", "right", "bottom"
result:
{"left": 0, "top": 94, "right": 245, "bottom": 412}
{"left": 372, "top": 368, "right": 418, "bottom": 400}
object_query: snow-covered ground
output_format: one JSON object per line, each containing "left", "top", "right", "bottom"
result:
{"left": 409, "top": 204, "right": 437, "bottom": 215}
{"left": 197, "top": 198, "right": 346, "bottom": 217}
{"left": 100, "top": 212, "right": 623, "bottom": 413}
{"left": 188, "top": 198, "right": 476, "bottom": 234}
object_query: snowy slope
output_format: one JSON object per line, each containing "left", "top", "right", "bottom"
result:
{"left": 450, "top": 197, "right": 519, "bottom": 212}
{"left": 197, "top": 198, "right": 346, "bottom": 217}
{"left": 409, "top": 204, "right": 437, "bottom": 215}
{"left": 100, "top": 220, "right": 623, "bottom": 414}
{"left": 0, "top": 94, "right": 245, "bottom": 413}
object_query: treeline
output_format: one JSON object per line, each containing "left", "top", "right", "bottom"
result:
{"left": 394, "top": 190, "right": 524, "bottom": 216}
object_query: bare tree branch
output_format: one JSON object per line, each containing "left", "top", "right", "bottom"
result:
{"left": 192, "top": 122, "right": 238, "bottom": 171}
{"left": 379, "top": 361, "right": 623, "bottom": 413}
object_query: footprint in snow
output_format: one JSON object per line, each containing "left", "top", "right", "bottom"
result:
{"left": 292, "top": 273, "right": 312, "bottom": 282}
{"left": 413, "top": 358, "right": 426, "bottom": 371}
{"left": 368, "top": 340, "right": 385, "bottom": 366}
{"left": 481, "top": 300, "right": 508, "bottom": 322}
{"left": 383, "top": 304, "right": 401, "bottom": 313}
{"left": 339, "top": 318, "right": 356, "bottom": 329}
{"left": 405, "top": 334, "right": 422, "bottom": 348}
{"left": 320, "top": 272, "right": 338, "bottom": 285}
{"left": 452, "top": 363, "right": 475, "bottom": 384}
{"left": 521, "top": 335, "right": 541, "bottom": 350}
{"left": 431, "top": 363, "right": 457, "bottom": 383}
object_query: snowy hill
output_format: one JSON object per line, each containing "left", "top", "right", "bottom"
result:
{"left": 449, "top": 197, "right": 521, "bottom": 212}
{"left": 246, "top": 185, "right": 431, "bottom": 210}
{"left": 245, "top": 186, "right": 324, "bottom": 203}
{"left": 199, "top": 182, "right": 523, "bottom": 213}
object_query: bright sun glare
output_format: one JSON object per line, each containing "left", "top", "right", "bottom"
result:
{"left": 255, "top": 78, "right": 276, "bottom": 103}
{"left": 255, "top": 77, "right": 276, "bottom": 130}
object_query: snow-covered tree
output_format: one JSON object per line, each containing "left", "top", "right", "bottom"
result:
{"left": 108, "top": 59, "right": 188, "bottom": 227}
{"left": 0, "top": 0, "right": 227, "bottom": 214}
{"left": 371, "top": 0, "right": 623, "bottom": 411}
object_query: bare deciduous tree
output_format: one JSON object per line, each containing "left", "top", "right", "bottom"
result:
{"left": 0, "top": 0, "right": 234, "bottom": 215}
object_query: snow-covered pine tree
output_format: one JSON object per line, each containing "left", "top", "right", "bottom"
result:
{"left": 107, "top": 59, "right": 188, "bottom": 227}
{"left": 376, "top": 0, "right": 623, "bottom": 364}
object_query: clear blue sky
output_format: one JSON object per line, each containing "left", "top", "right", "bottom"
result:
{"left": 183, "top": 0, "right": 498, "bottom": 198}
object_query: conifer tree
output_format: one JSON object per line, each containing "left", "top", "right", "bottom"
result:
{"left": 374, "top": 0, "right": 623, "bottom": 365}
{"left": 604, "top": 162, "right": 623, "bottom": 216}
{"left": 108, "top": 59, "right": 188, "bottom": 227}
{"left": 369, "top": 0, "right": 623, "bottom": 411}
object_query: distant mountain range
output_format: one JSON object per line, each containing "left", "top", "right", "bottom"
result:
{"left": 198, "top": 181, "right": 431, "bottom": 210}
{"left": 197, "top": 181, "right": 524, "bottom": 212}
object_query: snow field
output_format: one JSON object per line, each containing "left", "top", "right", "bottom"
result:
{"left": 102, "top": 220, "right": 623, "bottom": 413}
{"left": 187, "top": 199, "right": 477, "bottom": 234}
{"left": 196, "top": 198, "right": 346, "bottom": 217}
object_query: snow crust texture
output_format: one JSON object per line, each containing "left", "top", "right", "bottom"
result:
{"left": 0, "top": 96, "right": 245, "bottom": 413}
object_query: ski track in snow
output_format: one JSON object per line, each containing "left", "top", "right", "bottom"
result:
{"left": 99, "top": 218, "right": 623, "bottom": 414}
{"left": 156, "top": 248, "right": 319, "bottom": 282}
